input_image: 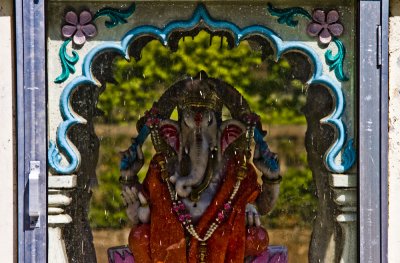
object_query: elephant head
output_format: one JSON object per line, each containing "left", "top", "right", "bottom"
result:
{"left": 159, "top": 115, "right": 247, "bottom": 200}
{"left": 136, "top": 71, "right": 263, "bottom": 200}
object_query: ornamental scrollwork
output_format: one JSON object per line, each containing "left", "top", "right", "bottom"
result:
{"left": 54, "top": 4, "right": 136, "bottom": 84}
{"left": 49, "top": 4, "right": 355, "bottom": 175}
{"left": 267, "top": 3, "right": 349, "bottom": 82}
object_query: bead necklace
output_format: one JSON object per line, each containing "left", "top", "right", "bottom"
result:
{"left": 157, "top": 154, "right": 248, "bottom": 263}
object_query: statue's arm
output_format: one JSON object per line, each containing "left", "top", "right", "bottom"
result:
{"left": 252, "top": 143, "right": 281, "bottom": 215}
{"left": 256, "top": 178, "right": 280, "bottom": 215}
{"left": 120, "top": 143, "right": 151, "bottom": 224}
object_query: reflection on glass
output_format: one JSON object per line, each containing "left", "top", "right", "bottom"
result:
{"left": 89, "top": 31, "right": 317, "bottom": 263}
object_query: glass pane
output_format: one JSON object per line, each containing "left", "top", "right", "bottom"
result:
{"left": 89, "top": 33, "right": 315, "bottom": 262}
{"left": 47, "top": 2, "right": 357, "bottom": 263}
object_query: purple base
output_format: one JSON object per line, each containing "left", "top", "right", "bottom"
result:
{"left": 250, "top": 246, "right": 288, "bottom": 263}
{"left": 107, "top": 245, "right": 288, "bottom": 263}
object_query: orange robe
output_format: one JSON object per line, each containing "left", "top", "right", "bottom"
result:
{"left": 129, "top": 155, "right": 261, "bottom": 263}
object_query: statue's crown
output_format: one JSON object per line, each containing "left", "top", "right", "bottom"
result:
{"left": 181, "top": 87, "right": 219, "bottom": 109}
{"left": 180, "top": 71, "right": 220, "bottom": 110}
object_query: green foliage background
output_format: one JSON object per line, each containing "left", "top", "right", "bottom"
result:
{"left": 97, "top": 31, "right": 307, "bottom": 125}
{"left": 89, "top": 31, "right": 317, "bottom": 229}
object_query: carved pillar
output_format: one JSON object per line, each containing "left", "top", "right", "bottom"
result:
{"left": 330, "top": 174, "right": 357, "bottom": 263}
{"left": 48, "top": 175, "right": 77, "bottom": 263}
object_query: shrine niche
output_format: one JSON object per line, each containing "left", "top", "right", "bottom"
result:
{"left": 119, "top": 71, "right": 280, "bottom": 262}
{"left": 46, "top": 2, "right": 357, "bottom": 263}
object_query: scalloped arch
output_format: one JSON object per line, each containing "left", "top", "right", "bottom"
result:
{"left": 48, "top": 4, "right": 355, "bottom": 174}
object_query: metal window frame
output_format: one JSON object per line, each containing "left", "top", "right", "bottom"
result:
{"left": 14, "top": 0, "right": 389, "bottom": 262}
{"left": 358, "top": 0, "right": 389, "bottom": 262}
{"left": 15, "top": 0, "right": 47, "bottom": 261}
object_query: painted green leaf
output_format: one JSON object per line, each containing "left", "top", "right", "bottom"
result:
{"left": 267, "top": 3, "right": 311, "bottom": 28}
{"left": 54, "top": 39, "right": 79, "bottom": 84}
{"left": 325, "top": 38, "right": 349, "bottom": 81}
{"left": 93, "top": 4, "right": 136, "bottom": 28}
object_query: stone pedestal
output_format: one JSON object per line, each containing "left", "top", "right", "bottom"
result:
{"left": 107, "top": 245, "right": 288, "bottom": 263}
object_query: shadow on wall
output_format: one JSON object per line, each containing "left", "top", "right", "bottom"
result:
{"left": 390, "top": 0, "right": 400, "bottom": 16}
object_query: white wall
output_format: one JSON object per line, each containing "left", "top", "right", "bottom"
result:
{"left": 388, "top": 0, "right": 400, "bottom": 261}
{"left": 0, "top": 0, "right": 16, "bottom": 262}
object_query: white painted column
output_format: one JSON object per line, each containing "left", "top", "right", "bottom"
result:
{"left": 388, "top": 0, "right": 400, "bottom": 261}
{"left": 330, "top": 174, "right": 357, "bottom": 263}
{"left": 48, "top": 175, "right": 77, "bottom": 263}
{"left": 0, "top": 0, "right": 15, "bottom": 262}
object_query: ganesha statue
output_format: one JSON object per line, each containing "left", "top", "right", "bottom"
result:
{"left": 119, "top": 71, "right": 281, "bottom": 263}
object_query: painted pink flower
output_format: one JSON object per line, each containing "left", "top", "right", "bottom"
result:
{"left": 307, "top": 9, "right": 343, "bottom": 45}
{"left": 62, "top": 10, "right": 97, "bottom": 46}
{"left": 145, "top": 117, "right": 161, "bottom": 127}
{"left": 145, "top": 107, "right": 162, "bottom": 127}
{"left": 217, "top": 212, "right": 224, "bottom": 221}
{"left": 224, "top": 203, "right": 232, "bottom": 211}
{"left": 178, "top": 215, "right": 186, "bottom": 222}
{"left": 242, "top": 113, "right": 260, "bottom": 125}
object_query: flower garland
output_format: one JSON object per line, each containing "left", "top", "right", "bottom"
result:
{"left": 164, "top": 158, "right": 247, "bottom": 263}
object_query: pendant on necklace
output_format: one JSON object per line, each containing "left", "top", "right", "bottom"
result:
{"left": 199, "top": 241, "right": 207, "bottom": 263}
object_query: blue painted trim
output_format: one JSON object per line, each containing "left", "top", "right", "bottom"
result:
{"left": 48, "top": 4, "right": 355, "bottom": 174}
{"left": 341, "top": 138, "right": 356, "bottom": 169}
{"left": 48, "top": 76, "right": 93, "bottom": 174}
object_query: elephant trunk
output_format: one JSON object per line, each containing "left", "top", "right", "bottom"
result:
{"left": 175, "top": 131, "right": 210, "bottom": 198}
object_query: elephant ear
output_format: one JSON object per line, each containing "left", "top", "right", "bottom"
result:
{"left": 220, "top": 120, "right": 246, "bottom": 154}
{"left": 159, "top": 120, "right": 180, "bottom": 152}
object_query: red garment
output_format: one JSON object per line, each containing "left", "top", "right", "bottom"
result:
{"left": 129, "top": 155, "right": 262, "bottom": 263}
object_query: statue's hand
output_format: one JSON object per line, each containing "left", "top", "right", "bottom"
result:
{"left": 122, "top": 186, "right": 140, "bottom": 225}
{"left": 245, "top": 203, "right": 261, "bottom": 227}
{"left": 122, "top": 186, "right": 150, "bottom": 225}
{"left": 253, "top": 143, "right": 280, "bottom": 179}
{"left": 137, "top": 192, "right": 150, "bottom": 224}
